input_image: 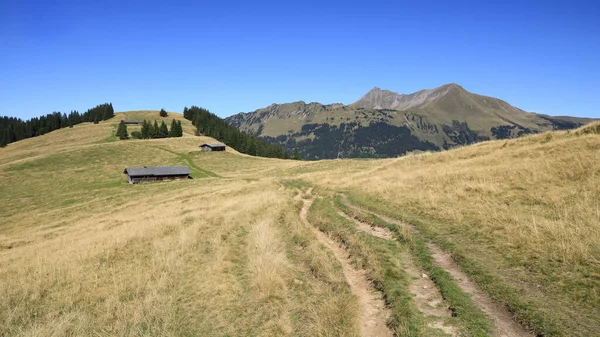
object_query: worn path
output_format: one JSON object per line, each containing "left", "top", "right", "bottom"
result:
{"left": 341, "top": 196, "right": 532, "bottom": 337}
{"left": 336, "top": 207, "right": 458, "bottom": 336}
{"left": 296, "top": 189, "right": 393, "bottom": 337}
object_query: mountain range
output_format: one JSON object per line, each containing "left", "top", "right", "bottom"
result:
{"left": 226, "top": 84, "right": 595, "bottom": 159}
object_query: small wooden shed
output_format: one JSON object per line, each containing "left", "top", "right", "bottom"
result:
{"left": 200, "top": 143, "right": 226, "bottom": 152}
{"left": 122, "top": 120, "right": 145, "bottom": 125}
{"left": 123, "top": 166, "right": 191, "bottom": 184}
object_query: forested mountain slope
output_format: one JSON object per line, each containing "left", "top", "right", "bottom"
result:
{"left": 227, "top": 84, "right": 595, "bottom": 159}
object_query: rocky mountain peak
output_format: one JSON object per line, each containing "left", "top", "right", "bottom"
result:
{"left": 353, "top": 83, "right": 465, "bottom": 110}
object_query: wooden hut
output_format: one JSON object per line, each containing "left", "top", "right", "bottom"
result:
{"left": 200, "top": 143, "right": 226, "bottom": 152}
{"left": 123, "top": 166, "right": 191, "bottom": 184}
{"left": 122, "top": 120, "right": 145, "bottom": 125}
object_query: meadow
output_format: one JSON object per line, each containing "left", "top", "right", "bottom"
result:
{"left": 1, "top": 111, "right": 598, "bottom": 336}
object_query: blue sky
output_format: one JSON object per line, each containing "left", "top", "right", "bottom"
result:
{"left": 1, "top": 0, "right": 598, "bottom": 119}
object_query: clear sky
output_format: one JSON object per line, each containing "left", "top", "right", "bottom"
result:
{"left": 1, "top": 0, "right": 598, "bottom": 119}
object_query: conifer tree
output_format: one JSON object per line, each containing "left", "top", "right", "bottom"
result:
{"left": 116, "top": 120, "right": 129, "bottom": 140}
{"left": 247, "top": 137, "right": 257, "bottom": 156}
{"left": 141, "top": 120, "right": 150, "bottom": 139}
{"left": 176, "top": 120, "right": 183, "bottom": 137}
{"left": 93, "top": 117, "right": 99, "bottom": 124}
{"left": 0, "top": 129, "right": 8, "bottom": 148}
{"left": 159, "top": 109, "right": 168, "bottom": 117}
{"left": 194, "top": 115, "right": 202, "bottom": 135}
{"left": 150, "top": 121, "right": 160, "bottom": 138}
{"left": 169, "top": 119, "right": 178, "bottom": 137}
{"left": 158, "top": 121, "right": 169, "bottom": 138}
{"left": 292, "top": 147, "right": 301, "bottom": 160}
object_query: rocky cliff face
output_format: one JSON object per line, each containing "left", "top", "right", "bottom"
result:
{"left": 352, "top": 83, "right": 461, "bottom": 110}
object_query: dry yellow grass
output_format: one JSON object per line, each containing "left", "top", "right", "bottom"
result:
{"left": 0, "top": 179, "right": 358, "bottom": 336}
{"left": 301, "top": 130, "right": 600, "bottom": 267}
{"left": 1, "top": 113, "right": 599, "bottom": 336}
{"left": 298, "top": 127, "right": 600, "bottom": 335}
{"left": 0, "top": 114, "right": 358, "bottom": 336}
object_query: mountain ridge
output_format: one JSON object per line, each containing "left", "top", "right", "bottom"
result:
{"left": 226, "top": 83, "right": 596, "bottom": 159}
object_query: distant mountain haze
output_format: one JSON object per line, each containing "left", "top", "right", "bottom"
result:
{"left": 226, "top": 84, "right": 596, "bottom": 160}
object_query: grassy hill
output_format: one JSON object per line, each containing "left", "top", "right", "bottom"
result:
{"left": 1, "top": 112, "right": 599, "bottom": 336}
{"left": 227, "top": 84, "right": 596, "bottom": 159}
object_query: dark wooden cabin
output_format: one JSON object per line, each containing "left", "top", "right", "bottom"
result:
{"left": 122, "top": 120, "right": 145, "bottom": 125}
{"left": 123, "top": 166, "right": 191, "bottom": 184}
{"left": 200, "top": 143, "right": 226, "bottom": 152}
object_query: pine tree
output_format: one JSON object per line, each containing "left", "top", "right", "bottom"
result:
{"left": 247, "top": 137, "right": 257, "bottom": 156}
{"left": 141, "top": 120, "right": 150, "bottom": 139}
{"left": 176, "top": 120, "right": 183, "bottom": 137}
{"left": 93, "top": 117, "right": 99, "bottom": 124}
{"left": 158, "top": 121, "right": 169, "bottom": 138}
{"left": 194, "top": 115, "right": 202, "bottom": 135}
{"left": 168, "top": 119, "right": 183, "bottom": 137}
{"left": 0, "top": 129, "right": 8, "bottom": 148}
{"left": 292, "top": 147, "right": 301, "bottom": 160}
{"left": 169, "top": 119, "right": 178, "bottom": 137}
{"left": 150, "top": 121, "right": 160, "bottom": 139}
{"left": 160, "top": 109, "right": 168, "bottom": 118}
{"left": 116, "top": 121, "right": 129, "bottom": 140}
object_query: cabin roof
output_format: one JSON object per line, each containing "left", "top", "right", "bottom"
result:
{"left": 123, "top": 165, "right": 191, "bottom": 177}
{"left": 200, "top": 143, "right": 226, "bottom": 148}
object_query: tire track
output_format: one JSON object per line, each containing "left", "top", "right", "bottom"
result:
{"left": 296, "top": 189, "right": 393, "bottom": 337}
{"left": 336, "top": 207, "right": 458, "bottom": 336}
{"left": 341, "top": 196, "right": 532, "bottom": 337}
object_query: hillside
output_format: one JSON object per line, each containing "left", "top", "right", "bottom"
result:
{"left": 227, "top": 84, "right": 596, "bottom": 159}
{"left": 1, "top": 113, "right": 600, "bottom": 336}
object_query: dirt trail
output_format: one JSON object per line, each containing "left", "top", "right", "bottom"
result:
{"left": 336, "top": 207, "right": 458, "bottom": 336}
{"left": 296, "top": 189, "right": 393, "bottom": 337}
{"left": 335, "top": 208, "right": 395, "bottom": 241}
{"left": 341, "top": 196, "right": 532, "bottom": 337}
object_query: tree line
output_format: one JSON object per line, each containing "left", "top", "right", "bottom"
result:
{"left": 117, "top": 119, "right": 183, "bottom": 140}
{"left": 183, "top": 106, "right": 297, "bottom": 159}
{"left": 0, "top": 103, "right": 114, "bottom": 147}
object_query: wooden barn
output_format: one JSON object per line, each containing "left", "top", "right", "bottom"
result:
{"left": 200, "top": 143, "right": 226, "bottom": 152}
{"left": 123, "top": 166, "right": 191, "bottom": 184}
{"left": 122, "top": 120, "right": 145, "bottom": 125}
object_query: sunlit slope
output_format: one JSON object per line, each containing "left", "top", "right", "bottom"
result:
{"left": 0, "top": 113, "right": 353, "bottom": 336}
{"left": 298, "top": 124, "right": 600, "bottom": 335}
{"left": 0, "top": 111, "right": 241, "bottom": 168}
{"left": 2, "top": 114, "right": 600, "bottom": 336}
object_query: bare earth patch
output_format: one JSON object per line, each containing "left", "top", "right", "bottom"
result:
{"left": 428, "top": 244, "right": 532, "bottom": 337}
{"left": 337, "top": 206, "right": 458, "bottom": 336}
